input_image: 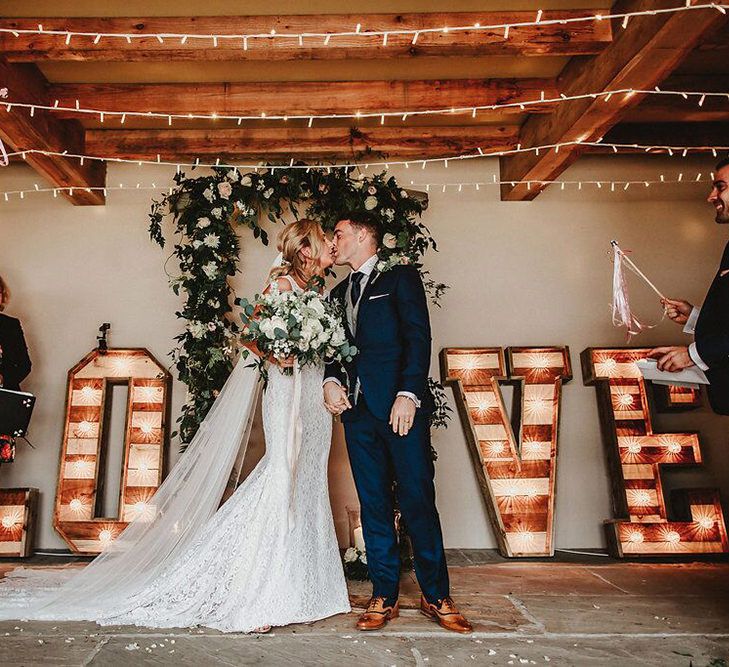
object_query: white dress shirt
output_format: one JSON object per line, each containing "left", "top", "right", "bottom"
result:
{"left": 683, "top": 306, "right": 709, "bottom": 371}
{"left": 324, "top": 254, "right": 421, "bottom": 407}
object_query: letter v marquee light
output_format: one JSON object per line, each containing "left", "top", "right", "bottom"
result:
{"left": 441, "top": 347, "right": 571, "bottom": 557}
{"left": 582, "top": 348, "right": 728, "bottom": 557}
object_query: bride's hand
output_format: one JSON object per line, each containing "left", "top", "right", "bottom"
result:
{"left": 270, "top": 355, "right": 295, "bottom": 368}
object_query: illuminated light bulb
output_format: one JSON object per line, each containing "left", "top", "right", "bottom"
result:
{"left": 633, "top": 490, "right": 651, "bottom": 506}
{"left": 698, "top": 517, "right": 714, "bottom": 530}
{"left": 140, "top": 423, "right": 154, "bottom": 435}
{"left": 138, "top": 461, "right": 149, "bottom": 473}
{"left": 81, "top": 386, "right": 95, "bottom": 399}
{"left": 603, "top": 358, "right": 618, "bottom": 375}
{"left": 628, "top": 530, "right": 644, "bottom": 543}
{"left": 627, "top": 441, "right": 642, "bottom": 454}
{"left": 666, "top": 442, "right": 682, "bottom": 454}
{"left": 490, "top": 442, "right": 505, "bottom": 455}
{"left": 99, "top": 529, "right": 113, "bottom": 543}
{"left": 78, "top": 420, "right": 93, "bottom": 435}
{"left": 665, "top": 531, "right": 680, "bottom": 544}
{"left": 69, "top": 498, "right": 83, "bottom": 512}
{"left": 463, "top": 356, "right": 479, "bottom": 371}
{"left": 616, "top": 393, "right": 634, "bottom": 408}
{"left": 2, "top": 515, "right": 17, "bottom": 529}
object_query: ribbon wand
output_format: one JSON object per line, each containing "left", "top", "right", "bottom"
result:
{"left": 610, "top": 240, "right": 666, "bottom": 337}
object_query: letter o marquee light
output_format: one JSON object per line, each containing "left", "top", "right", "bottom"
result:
{"left": 54, "top": 348, "right": 171, "bottom": 554}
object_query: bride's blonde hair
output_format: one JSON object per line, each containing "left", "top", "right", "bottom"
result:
{"left": 269, "top": 219, "right": 327, "bottom": 283}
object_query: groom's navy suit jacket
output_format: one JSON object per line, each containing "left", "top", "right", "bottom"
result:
{"left": 695, "top": 240, "right": 729, "bottom": 415}
{"left": 325, "top": 264, "right": 434, "bottom": 422}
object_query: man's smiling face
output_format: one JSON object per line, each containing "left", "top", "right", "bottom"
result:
{"left": 708, "top": 163, "right": 729, "bottom": 224}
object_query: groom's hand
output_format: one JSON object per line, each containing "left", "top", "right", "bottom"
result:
{"left": 390, "top": 396, "right": 416, "bottom": 436}
{"left": 324, "top": 380, "right": 351, "bottom": 415}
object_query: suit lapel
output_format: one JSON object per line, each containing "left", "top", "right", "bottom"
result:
{"left": 353, "top": 269, "right": 380, "bottom": 338}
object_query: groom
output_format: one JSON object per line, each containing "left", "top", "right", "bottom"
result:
{"left": 323, "top": 212, "right": 472, "bottom": 634}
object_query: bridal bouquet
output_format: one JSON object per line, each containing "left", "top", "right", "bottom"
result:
{"left": 237, "top": 285, "right": 357, "bottom": 378}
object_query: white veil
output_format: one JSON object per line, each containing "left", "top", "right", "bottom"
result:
{"left": 0, "top": 258, "right": 283, "bottom": 621}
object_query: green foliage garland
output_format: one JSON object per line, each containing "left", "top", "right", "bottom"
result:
{"left": 149, "top": 165, "right": 449, "bottom": 446}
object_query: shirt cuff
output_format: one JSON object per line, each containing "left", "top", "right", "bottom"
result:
{"left": 323, "top": 377, "right": 343, "bottom": 388}
{"left": 397, "top": 391, "right": 421, "bottom": 408}
{"left": 683, "top": 306, "right": 701, "bottom": 335}
{"left": 688, "top": 342, "right": 709, "bottom": 371}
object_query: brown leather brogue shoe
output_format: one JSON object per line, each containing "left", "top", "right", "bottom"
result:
{"left": 420, "top": 595, "right": 473, "bottom": 634}
{"left": 356, "top": 596, "right": 399, "bottom": 631}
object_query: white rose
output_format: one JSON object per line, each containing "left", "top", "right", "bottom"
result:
{"left": 364, "top": 196, "right": 378, "bottom": 210}
{"left": 308, "top": 298, "right": 326, "bottom": 316}
{"left": 383, "top": 233, "right": 397, "bottom": 249}
{"left": 217, "top": 181, "right": 232, "bottom": 199}
{"left": 202, "top": 187, "right": 215, "bottom": 202}
{"left": 197, "top": 217, "right": 211, "bottom": 228}
{"left": 241, "top": 175, "right": 252, "bottom": 186}
{"left": 202, "top": 261, "right": 218, "bottom": 279}
{"left": 192, "top": 240, "right": 203, "bottom": 249}
{"left": 261, "top": 316, "right": 287, "bottom": 340}
{"left": 211, "top": 207, "right": 223, "bottom": 219}
{"left": 203, "top": 233, "right": 220, "bottom": 248}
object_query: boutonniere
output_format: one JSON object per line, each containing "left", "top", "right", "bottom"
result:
{"left": 375, "top": 252, "right": 412, "bottom": 274}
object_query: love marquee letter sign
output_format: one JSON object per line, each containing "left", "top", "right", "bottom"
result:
{"left": 54, "top": 348, "right": 171, "bottom": 554}
{"left": 582, "top": 348, "right": 728, "bottom": 557}
{"left": 441, "top": 347, "right": 571, "bottom": 557}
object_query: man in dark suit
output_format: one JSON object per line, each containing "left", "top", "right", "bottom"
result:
{"left": 650, "top": 157, "right": 729, "bottom": 414}
{"left": 323, "top": 213, "right": 471, "bottom": 634}
{"left": 0, "top": 276, "right": 32, "bottom": 464}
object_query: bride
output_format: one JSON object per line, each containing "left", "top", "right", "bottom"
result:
{"left": 0, "top": 219, "right": 351, "bottom": 633}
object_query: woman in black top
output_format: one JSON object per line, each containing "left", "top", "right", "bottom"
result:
{"left": 0, "top": 275, "right": 32, "bottom": 463}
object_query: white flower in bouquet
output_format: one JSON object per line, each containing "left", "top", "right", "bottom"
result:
{"left": 192, "top": 239, "right": 203, "bottom": 249}
{"left": 259, "top": 315, "right": 287, "bottom": 340}
{"left": 211, "top": 207, "right": 223, "bottom": 219}
{"left": 202, "top": 187, "right": 215, "bottom": 202}
{"left": 382, "top": 208, "right": 395, "bottom": 222}
{"left": 203, "top": 233, "right": 220, "bottom": 248}
{"left": 364, "top": 196, "right": 378, "bottom": 210}
{"left": 202, "top": 261, "right": 218, "bottom": 279}
{"left": 382, "top": 233, "right": 398, "bottom": 249}
{"left": 344, "top": 547, "right": 358, "bottom": 563}
{"left": 197, "top": 216, "right": 211, "bottom": 228}
{"left": 217, "top": 181, "right": 233, "bottom": 199}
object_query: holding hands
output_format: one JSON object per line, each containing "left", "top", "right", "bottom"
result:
{"left": 323, "top": 380, "right": 352, "bottom": 416}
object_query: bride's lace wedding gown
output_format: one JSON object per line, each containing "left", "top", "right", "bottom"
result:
{"left": 0, "top": 276, "right": 350, "bottom": 633}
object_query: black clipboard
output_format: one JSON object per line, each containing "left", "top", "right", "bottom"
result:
{"left": 0, "top": 387, "right": 36, "bottom": 437}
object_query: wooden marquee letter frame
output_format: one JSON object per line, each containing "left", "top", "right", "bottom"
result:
{"left": 441, "top": 347, "right": 571, "bottom": 557}
{"left": 54, "top": 348, "right": 171, "bottom": 554}
{"left": 0, "top": 488, "right": 39, "bottom": 557}
{"left": 582, "top": 348, "right": 728, "bottom": 557}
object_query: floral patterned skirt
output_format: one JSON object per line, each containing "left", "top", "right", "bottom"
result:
{"left": 0, "top": 435, "right": 15, "bottom": 463}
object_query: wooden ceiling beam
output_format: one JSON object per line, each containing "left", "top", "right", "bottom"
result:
{"left": 498, "top": 0, "right": 727, "bottom": 201}
{"left": 0, "top": 12, "right": 612, "bottom": 61}
{"left": 0, "top": 60, "right": 106, "bottom": 205}
{"left": 46, "top": 79, "right": 559, "bottom": 119}
{"left": 84, "top": 126, "right": 519, "bottom": 161}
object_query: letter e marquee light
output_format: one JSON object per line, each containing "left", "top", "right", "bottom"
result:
{"left": 582, "top": 348, "right": 728, "bottom": 557}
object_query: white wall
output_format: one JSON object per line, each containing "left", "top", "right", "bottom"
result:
{"left": 1, "top": 155, "right": 727, "bottom": 552}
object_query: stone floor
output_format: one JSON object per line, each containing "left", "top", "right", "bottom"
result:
{"left": 1, "top": 550, "right": 728, "bottom": 666}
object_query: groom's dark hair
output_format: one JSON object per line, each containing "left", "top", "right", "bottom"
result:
{"left": 346, "top": 211, "right": 383, "bottom": 247}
